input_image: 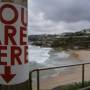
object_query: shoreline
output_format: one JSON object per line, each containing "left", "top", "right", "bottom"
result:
{"left": 69, "top": 50, "right": 90, "bottom": 61}
{"left": 33, "top": 50, "right": 90, "bottom": 90}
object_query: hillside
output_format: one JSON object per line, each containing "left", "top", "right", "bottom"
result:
{"left": 28, "top": 29, "right": 90, "bottom": 49}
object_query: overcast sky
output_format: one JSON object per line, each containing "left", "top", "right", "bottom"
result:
{"left": 28, "top": 0, "right": 90, "bottom": 35}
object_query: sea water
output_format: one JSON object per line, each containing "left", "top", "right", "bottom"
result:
{"left": 28, "top": 45, "right": 84, "bottom": 79}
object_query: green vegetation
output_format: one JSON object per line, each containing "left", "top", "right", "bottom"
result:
{"left": 51, "top": 36, "right": 90, "bottom": 49}
{"left": 52, "top": 81, "right": 90, "bottom": 90}
{"left": 53, "top": 47, "right": 65, "bottom": 51}
{"left": 29, "top": 29, "right": 90, "bottom": 49}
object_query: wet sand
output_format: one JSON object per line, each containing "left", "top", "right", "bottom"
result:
{"left": 70, "top": 50, "right": 90, "bottom": 61}
{"left": 33, "top": 50, "right": 90, "bottom": 90}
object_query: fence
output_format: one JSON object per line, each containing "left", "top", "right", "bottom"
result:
{"left": 0, "top": 62, "right": 90, "bottom": 90}
{"left": 29, "top": 62, "right": 90, "bottom": 90}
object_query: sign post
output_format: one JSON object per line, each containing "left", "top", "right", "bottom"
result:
{"left": 0, "top": 0, "right": 29, "bottom": 90}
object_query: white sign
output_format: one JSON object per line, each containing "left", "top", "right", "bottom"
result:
{"left": 0, "top": 2, "right": 29, "bottom": 85}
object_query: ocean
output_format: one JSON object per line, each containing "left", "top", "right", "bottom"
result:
{"left": 28, "top": 45, "right": 84, "bottom": 79}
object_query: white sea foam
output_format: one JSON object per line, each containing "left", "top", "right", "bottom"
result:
{"left": 28, "top": 45, "right": 51, "bottom": 63}
{"left": 29, "top": 45, "right": 84, "bottom": 79}
{"left": 56, "top": 51, "right": 70, "bottom": 59}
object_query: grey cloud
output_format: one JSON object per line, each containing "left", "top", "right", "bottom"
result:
{"left": 28, "top": 0, "right": 90, "bottom": 35}
{"left": 30, "top": 0, "right": 90, "bottom": 22}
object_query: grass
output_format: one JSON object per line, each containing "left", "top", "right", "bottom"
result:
{"left": 52, "top": 81, "right": 90, "bottom": 90}
{"left": 54, "top": 47, "right": 68, "bottom": 52}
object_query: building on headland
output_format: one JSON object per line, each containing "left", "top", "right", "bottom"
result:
{"left": 29, "top": 29, "right": 90, "bottom": 49}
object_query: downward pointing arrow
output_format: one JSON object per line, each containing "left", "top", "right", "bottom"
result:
{"left": 1, "top": 66, "right": 16, "bottom": 83}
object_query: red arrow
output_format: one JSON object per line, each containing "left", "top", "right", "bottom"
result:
{"left": 1, "top": 66, "right": 16, "bottom": 83}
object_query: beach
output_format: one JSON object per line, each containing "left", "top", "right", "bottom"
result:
{"left": 32, "top": 50, "right": 90, "bottom": 90}
{"left": 70, "top": 50, "right": 90, "bottom": 61}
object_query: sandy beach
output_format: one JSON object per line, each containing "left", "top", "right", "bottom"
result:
{"left": 70, "top": 50, "right": 90, "bottom": 61}
{"left": 33, "top": 50, "right": 90, "bottom": 90}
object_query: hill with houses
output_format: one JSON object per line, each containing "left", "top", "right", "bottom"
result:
{"left": 28, "top": 29, "right": 90, "bottom": 49}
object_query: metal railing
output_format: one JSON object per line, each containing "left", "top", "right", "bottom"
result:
{"left": 29, "top": 62, "right": 90, "bottom": 90}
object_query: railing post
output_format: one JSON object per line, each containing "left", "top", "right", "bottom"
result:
{"left": 82, "top": 64, "right": 85, "bottom": 87}
{"left": 29, "top": 72, "right": 32, "bottom": 90}
{"left": 37, "top": 70, "right": 40, "bottom": 90}
{"left": 30, "top": 63, "right": 88, "bottom": 90}
{"left": 0, "top": 85, "right": 1, "bottom": 90}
